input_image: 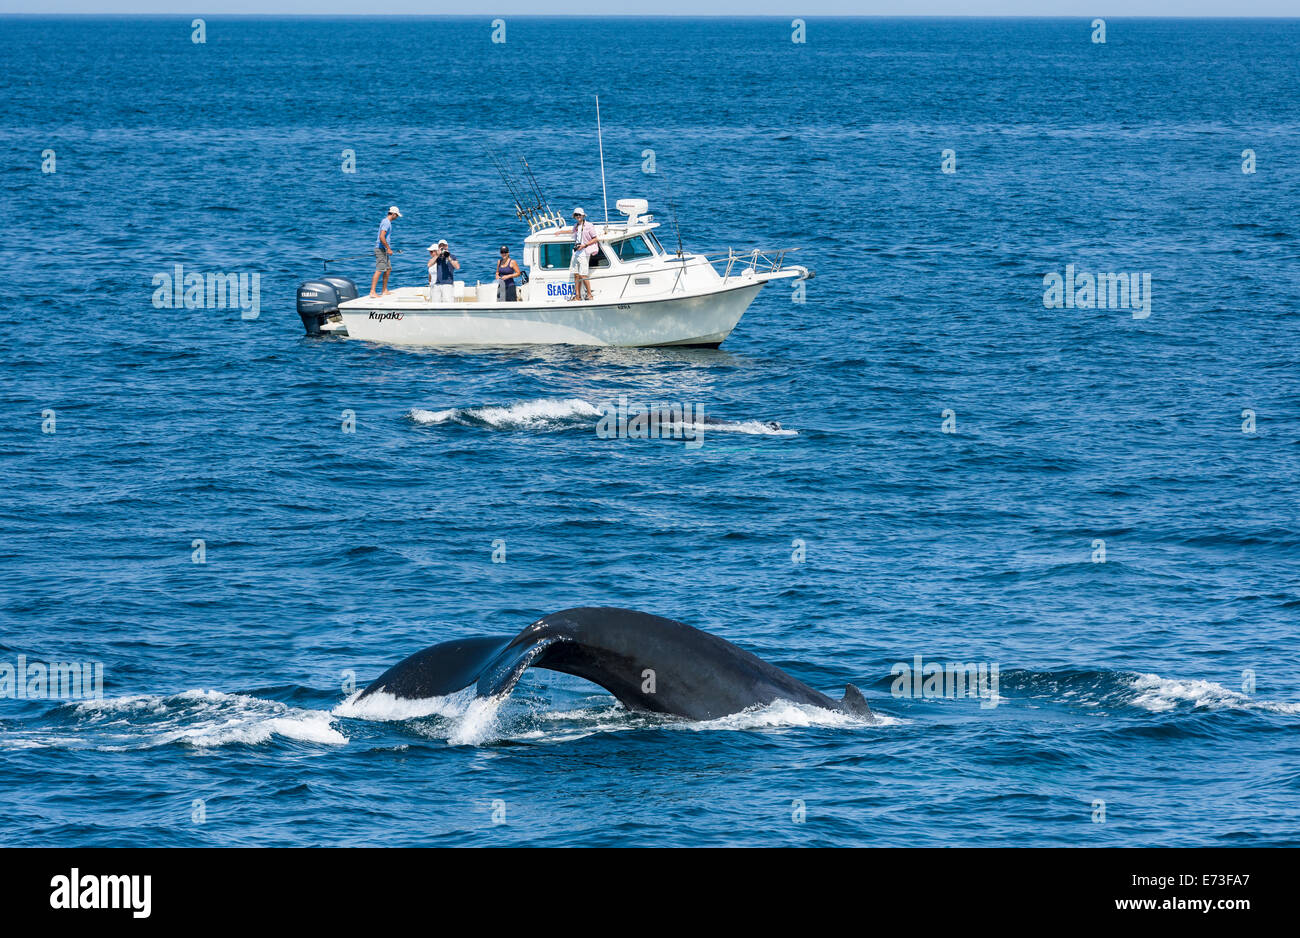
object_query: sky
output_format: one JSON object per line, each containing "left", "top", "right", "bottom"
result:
{"left": 2, "top": 5, "right": 1298, "bottom": 15}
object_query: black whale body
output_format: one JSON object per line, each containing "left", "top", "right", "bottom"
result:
{"left": 358, "top": 607, "right": 871, "bottom": 722}
{"left": 644, "top": 407, "right": 782, "bottom": 432}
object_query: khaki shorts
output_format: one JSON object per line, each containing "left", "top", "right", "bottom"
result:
{"left": 571, "top": 251, "right": 591, "bottom": 276}
{"left": 374, "top": 248, "right": 391, "bottom": 272}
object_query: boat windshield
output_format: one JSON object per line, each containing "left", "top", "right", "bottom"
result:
{"left": 646, "top": 230, "right": 667, "bottom": 254}
{"left": 612, "top": 235, "right": 655, "bottom": 261}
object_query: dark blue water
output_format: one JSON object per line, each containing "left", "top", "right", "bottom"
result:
{"left": 2, "top": 17, "right": 1298, "bottom": 846}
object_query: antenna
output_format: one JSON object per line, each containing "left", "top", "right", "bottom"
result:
{"left": 596, "top": 95, "right": 609, "bottom": 225}
{"left": 663, "top": 169, "right": 685, "bottom": 258}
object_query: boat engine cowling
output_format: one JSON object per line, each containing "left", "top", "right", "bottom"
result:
{"left": 319, "top": 275, "right": 358, "bottom": 304}
{"left": 297, "top": 277, "right": 356, "bottom": 335}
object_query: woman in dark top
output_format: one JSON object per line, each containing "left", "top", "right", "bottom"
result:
{"left": 496, "top": 245, "right": 521, "bottom": 302}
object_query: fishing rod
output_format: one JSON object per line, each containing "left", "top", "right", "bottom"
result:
{"left": 519, "top": 155, "right": 554, "bottom": 220}
{"left": 482, "top": 146, "right": 523, "bottom": 216}
{"left": 318, "top": 249, "right": 404, "bottom": 273}
{"left": 487, "top": 150, "right": 528, "bottom": 219}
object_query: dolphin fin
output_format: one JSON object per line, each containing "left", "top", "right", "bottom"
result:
{"left": 839, "top": 683, "right": 872, "bottom": 718}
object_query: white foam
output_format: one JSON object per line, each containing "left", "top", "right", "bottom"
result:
{"left": 333, "top": 686, "right": 506, "bottom": 746}
{"left": 409, "top": 397, "right": 601, "bottom": 430}
{"left": 332, "top": 685, "right": 887, "bottom": 746}
{"left": 72, "top": 693, "right": 163, "bottom": 715}
{"left": 678, "top": 698, "right": 900, "bottom": 732}
{"left": 408, "top": 397, "right": 796, "bottom": 436}
{"left": 65, "top": 689, "right": 347, "bottom": 749}
{"left": 2, "top": 736, "right": 83, "bottom": 750}
{"left": 692, "top": 419, "right": 798, "bottom": 437}
{"left": 408, "top": 407, "right": 459, "bottom": 425}
{"left": 473, "top": 397, "right": 602, "bottom": 427}
{"left": 334, "top": 686, "right": 477, "bottom": 722}
{"left": 1128, "top": 673, "right": 1300, "bottom": 715}
{"left": 445, "top": 695, "right": 507, "bottom": 747}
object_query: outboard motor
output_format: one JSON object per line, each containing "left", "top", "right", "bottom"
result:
{"left": 296, "top": 276, "right": 356, "bottom": 336}
{"left": 319, "top": 275, "right": 358, "bottom": 304}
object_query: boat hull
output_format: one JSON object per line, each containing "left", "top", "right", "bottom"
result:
{"left": 334, "top": 280, "right": 768, "bottom": 348}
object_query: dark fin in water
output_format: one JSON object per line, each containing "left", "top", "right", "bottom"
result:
{"left": 839, "top": 683, "right": 871, "bottom": 718}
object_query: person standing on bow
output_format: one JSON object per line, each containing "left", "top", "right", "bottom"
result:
{"left": 565, "top": 207, "right": 598, "bottom": 301}
{"left": 495, "top": 245, "right": 522, "bottom": 302}
{"left": 369, "top": 205, "right": 401, "bottom": 297}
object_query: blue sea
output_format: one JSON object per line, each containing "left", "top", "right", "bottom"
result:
{"left": 1, "top": 16, "right": 1298, "bottom": 847}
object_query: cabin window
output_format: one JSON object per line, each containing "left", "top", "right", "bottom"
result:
{"left": 646, "top": 231, "right": 668, "bottom": 254}
{"left": 612, "top": 235, "right": 655, "bottom": 261}
{"left": 538, "top": 243, "right": 610, "bottom": 269}
{"left": 539, "top": 243, "right": 573, "bottom": 269}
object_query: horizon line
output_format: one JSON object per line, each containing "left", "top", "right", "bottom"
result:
{"left": 4, "top": 12, "right": 1300, "bottom": 19}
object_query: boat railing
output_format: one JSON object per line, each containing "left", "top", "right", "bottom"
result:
{"left": 713, "top": 247, "right": 800, "bottom": 282}
{"left": 530, "top": 247, "right": 801, "bottom": 298}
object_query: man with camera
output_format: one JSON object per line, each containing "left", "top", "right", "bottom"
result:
{"left": 427, "top": 238, "right": 460, "bottom": 303}
{"left": 565, "top": 207, "right": 598, "bottom": 301}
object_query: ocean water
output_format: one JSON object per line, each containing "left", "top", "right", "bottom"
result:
{"left": 1, "top": 16, "right": 1298, "bottom": 847}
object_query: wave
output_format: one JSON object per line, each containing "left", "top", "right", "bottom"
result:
{"left": 671, "top": 418, "right": 797, "bottom": 437}
{"left": 409, "top": 397, "right": 601, "bottom": 431}
{"left": 336, "top": 686, "right": 504, "bottom": 746}
{"left": 986, "top": 667, "right": 1300, "bottom": 716}
{"left": 0, "top": 690, "right": 349, "bottom": 751}
{"left": 335, "top": 686, "right": 888, "bottom": 747}
{"left": 407, "top": 397, "right": 796, "bottom": 436}
{"left": 1126, "top": 673, "right": 1300, "bottom": 715}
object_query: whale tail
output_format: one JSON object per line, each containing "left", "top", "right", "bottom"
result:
{"left": 839, "top": 683, "right": 871, "bottom": 717}
{"left": 360, "top": 608, "right": 876, "bottom": 723}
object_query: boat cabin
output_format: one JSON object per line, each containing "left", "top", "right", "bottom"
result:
{"left": 518, "top": 198, "right": 723, "bottom": 303}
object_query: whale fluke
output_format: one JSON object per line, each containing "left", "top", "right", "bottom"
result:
{"left": 357, "top": 607, "right": 873, "bottom": 723}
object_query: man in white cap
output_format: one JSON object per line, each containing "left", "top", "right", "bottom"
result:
{"left": 427, "top": 238, "right": 459, "bottom": 303}
{"left": 564, "top": 207, "right": 598, "bottom": 301}
{"left": 370, "top": 205, "right": 401, "bottom": 297}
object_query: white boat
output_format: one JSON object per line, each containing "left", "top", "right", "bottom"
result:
{"left": 296, "top": 198, "right": 811, "bottom": 348}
